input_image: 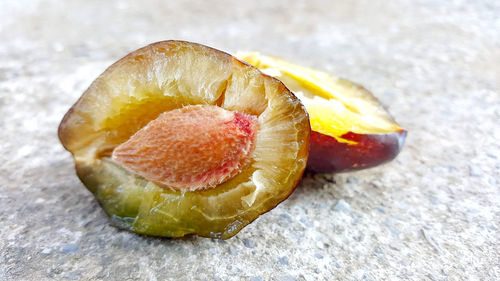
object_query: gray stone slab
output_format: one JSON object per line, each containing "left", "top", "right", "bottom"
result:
{"left": 1, "top": 0, "right": 499, "bottom": 280}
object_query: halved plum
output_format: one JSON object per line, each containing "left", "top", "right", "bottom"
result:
{"left": 237, "top": 53, "right": 406, "bottom": 173}
{"left": 59, "top": 41, "right": 310, "bottom": 239}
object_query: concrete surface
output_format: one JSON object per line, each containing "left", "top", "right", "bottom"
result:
{"left": 1, "top": 0, "right": 499, "bottom": 280}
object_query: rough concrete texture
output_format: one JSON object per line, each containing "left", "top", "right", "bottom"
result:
{"left": 1, "top": 0, "right": 499, "bottom": 280}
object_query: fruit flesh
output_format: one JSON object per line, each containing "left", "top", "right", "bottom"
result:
{"left": 237, "top": 52, "right": 406, "bottom": 172}
{"left": 112, "top": 105, "right": 258, "bottom": 191}
{"left": 59, "top": 41, "right": 310, "bottom": 239}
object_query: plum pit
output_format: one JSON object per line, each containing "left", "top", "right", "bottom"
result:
{"left": 112, "top": 105, "right": 258, "bottom": 192}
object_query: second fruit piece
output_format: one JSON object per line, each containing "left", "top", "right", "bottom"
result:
{"left": 238, "top": 53, "right": 406, "bottom": 173}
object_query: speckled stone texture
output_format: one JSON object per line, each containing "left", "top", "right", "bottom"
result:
{"left": 1, "top": 0, "right": 499, "bottom": 280}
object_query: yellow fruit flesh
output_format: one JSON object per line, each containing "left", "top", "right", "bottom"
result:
{"left": 237, "top": 52, "right": 403, "bottom": 144}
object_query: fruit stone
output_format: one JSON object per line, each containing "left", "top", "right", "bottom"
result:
{"left": 59, "top": 41, "right": 310, "bottom": 239}
{"left": 112, "top": 105, "right": 258, "bottom": 191}
{"left": 238, "top": 52, "right": 406, "bottom": 173}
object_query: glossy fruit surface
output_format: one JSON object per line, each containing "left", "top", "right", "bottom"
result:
{"left": 59, "top": 41, "right": 310, "bottom": 239}
{"left": 238, "top": 52, "right": 406, "bottom": 173}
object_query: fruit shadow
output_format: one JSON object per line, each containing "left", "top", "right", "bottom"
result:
{"left": 292, "top": 170, "right": 338, "bottom": 195}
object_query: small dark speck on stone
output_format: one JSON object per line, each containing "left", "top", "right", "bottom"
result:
{"left": 279, "top": 256, "right": 289, "bottom": 265}
{"left": 384, "top": 219, "right": 392, "bottom": 228}
{"left": 250, "top": 276, "right": 263, "bottom": 281}
{"left": 228, "top": 246, "right": 238, "bottom": 256}
{"left": 389, "top": 244, "right": 401, "bottom": 251}
{"left": 60, "top": 243, "right": 79, "bottom": 254}
{"left": 428, "top": 195, "right": 439, "bottom": 205}
{"left": 354, "top": 234, "right": 363, "bottom": 242}
{"left": 362, "top": 274, "right": 375, "bottom": 281}
{"left": 427, "top": 273, "right": 438, "bottom": 281}
{"left": 62, "top": 272, "right": 80, "bottom": 280}
{"left": 332, "top": 199, "right": 351, "bottom": 212}
{"left": 299, "top": 217, "right": 313, "bottom": 228}
{"left": 323, "top": 175, "right": 336, "bottom": 183}
{"left": 280, "top": 213, "right": 292, "bottom": 221}
{"left": 242, "top": 238, "right": 256, "bottom": 248}
{"left": 469, "top": 166, "right": 483, "bottom": 177}
{"left": 314, "top": 253, "right": 324, "bottom": 259}
{"left": 346, "top": 177, "right": 358, "bottom": 184}
{"left": 278, "top": 275, "right": 296, "bottom": 281}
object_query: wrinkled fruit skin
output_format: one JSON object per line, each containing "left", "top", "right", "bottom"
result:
{"left": 307, "top": 130, "right": 407, "bottom": 173}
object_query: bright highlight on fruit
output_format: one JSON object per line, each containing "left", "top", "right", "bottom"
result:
{"left": 237, "top": 52, "right": 407, "bottom": 173}
{"left": 59, "top": 41, "right": 310, "bottom": 239}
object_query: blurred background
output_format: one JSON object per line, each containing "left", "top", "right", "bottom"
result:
{"left": 1, "top": 0, "right": 499, "bottom": 280}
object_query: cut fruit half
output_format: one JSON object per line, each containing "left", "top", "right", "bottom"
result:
{"left": 237, "top": 52, "right": 406, "bottom": 173}
{"left": 59, "top": 41, "right": 310, "bottom": 239}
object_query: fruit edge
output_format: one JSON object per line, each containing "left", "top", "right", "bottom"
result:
{"left": 307, "top": 129, "right": 407, "bottom": 173}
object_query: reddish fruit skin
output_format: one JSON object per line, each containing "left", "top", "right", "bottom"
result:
{"left": 307, "top": 130, "right": 407, "bottom": 173}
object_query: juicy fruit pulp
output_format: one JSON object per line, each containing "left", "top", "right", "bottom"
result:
{"left": 238, "top": 52, "right": 406, "bottom": 173}
{"left": 112, "top": 105, "right": 258, "bottom": 191}
{"left": 59, "top": 41, "right": 310, "bottom": 239}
